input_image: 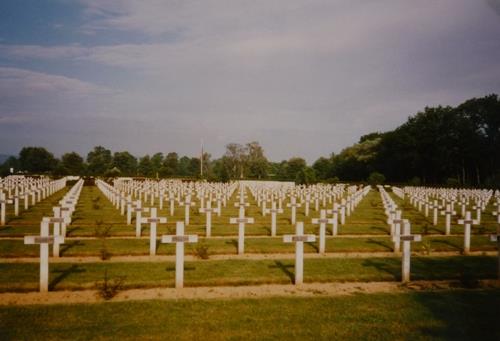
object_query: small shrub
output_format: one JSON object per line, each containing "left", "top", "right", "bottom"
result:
{"left": 420, "top": 240, "right": 432, "bottom": 255}
{"left": 95, "top": 225, "right": 112, "bottom": 238}
{"left": 193, "top": 243, "right": 210, "bottom": 259}
{"left": 99, "top": 241, "right": 112, "bottom": 260}
{"left": 95, "top": 269, "right": 125, "bottom": 300}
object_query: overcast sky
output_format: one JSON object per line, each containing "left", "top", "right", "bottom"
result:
{"left": 1, "top": 0, "right": 499, "bottom": 163}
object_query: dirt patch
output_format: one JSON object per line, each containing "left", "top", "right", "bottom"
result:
{"left": 1, "top": 280, "right": 498, "bottom": 306}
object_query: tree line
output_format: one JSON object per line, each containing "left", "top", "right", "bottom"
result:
{"left": 1, "top": 94, "right": 498, "bottom": 187}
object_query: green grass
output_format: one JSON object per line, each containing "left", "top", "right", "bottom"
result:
{"left": 0, "top": 256, "right": 496, "bottom": 292}
{"left": 0, "top": 235, "right": 496, "bottom": 258}
{"left": 0, "top": 290, "right": 499, "bottom": 340}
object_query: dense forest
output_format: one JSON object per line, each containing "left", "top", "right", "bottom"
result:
{"left": 1, "top": 94, "right": 499, "bottom": 187}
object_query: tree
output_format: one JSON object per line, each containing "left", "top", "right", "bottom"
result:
{"left": 87, "top": 146, "right": 112, "bottom": 176}
{"left": 19, "top": 147, "right": 57, "bottom": 173}
{"left": 312, "top": 157, "right": 331, "bottom": 180}
{"left": 138, "top": 155, "right": 153, "bottom": 177}
{"left": 61, "top": 152, "right": 85, "bottom": 175}
{"left": 367, "top": 172, "right": 386, "bottom": 186}
{"left": 246, "top": 141, "right": 268, "bottom": 179}
{"left": 0, "top": 156, "right": 20, "bottom": 176}
{"left": 286, "top": 157, "right": 307, "bottom": 181}
{"left": 224, "top": 143, "right": 246, "bottom": 179}
{"left": 112, "top": 151, "right": 137, "bottom": 176}
{"left": 151, "top": 153, "right": 164, "bottom": 177}
{"left": 160, "top": 152, "right": 178, "bottom": 177}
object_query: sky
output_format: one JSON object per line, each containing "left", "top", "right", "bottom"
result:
{"left": 0, "top": 0, "right": 500, "bottom": 163}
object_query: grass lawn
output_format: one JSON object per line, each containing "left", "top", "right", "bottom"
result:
{"left": 0, "top": 234, "right": 496, "bottom": 258}
{"left": 0, "top": 290, "right": 499, "bottom": 340}
{"left": 0, "top": 256, "right": 496, "bottom": 292}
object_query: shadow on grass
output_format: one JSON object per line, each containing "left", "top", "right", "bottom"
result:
{"left": 165, "top": 265, "right": 196, "bottom": 272}
{"left": 307, "top": 242, "right": 319, "bottom": 253}
{"left": 411, "top": 290, "right": 500, "bottom": 339}
{"left": 60, "top": 240, "right": 84, "bottom": 256}
{"left": 49, "top": 265, "right": 86, "bottom": 290}
{"left": 225, "top": 239, "right": 238, "bottom": 253}
{"left": 362, "top": 258, "right": 399, "bottom": 280}
{"left": 367, "top": 238, "right": 393, "bottom": 251}
{"left": 432, "top": 239, "right": 462, "bottom": 252}
{"left": 269, "top": 260, "right": 294, "bottom": 283}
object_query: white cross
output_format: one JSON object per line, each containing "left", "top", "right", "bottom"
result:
{"left": 229, "top": 207, "right": 254, "bottom": 254}
{"left": 199, "top": 201, "right": 219, "bottom": 237}
{"left": 392, "top": 211, "right": 404, "bottom": 253}
{"left": 283, "top": 222, "right": 316, "bottom": 285}
{"left": 440, "top": 204, "right": 456, "bottom": 235}
{"left": 457, "top": 211, "right": 479, "bottom": 254}
{"left": 180, "top": 195, "right": 195, "bottom": 226}
{"left": 338, "top": 199, "right": 347, "bottom": 225}
{"left": 326, "top": 203, "right": 339, "bottom": 235}
{"left": 264, "top": 201, "right": 283, "bottom": 237}
{"left": 141, "top": 207, "right": 167, "bottom": 256}
{"left": 286, "top": 196, "right": 301, "bottom": 225}
{"left": 24, "top": 220, "right": 65, "bottom": 292}
{"left": 133, "top": 200, "right": 149, "bottom": 238}
{"left": 392, "top": 219, "right": 421, "bottom": 283}
{"left": 161, "top": 221, "right": 198, "bottom": 288}
{"left": 0, "top": 192, "right": 12, "bottom": 225}
{"left": 44, "top": 208, "right": 71, "bottom": 257}
{"left": 311, "top": 209, "right": 333, "bottom": 254}
{"left": 126, "top": 196, "right": 133, "bottom": 225}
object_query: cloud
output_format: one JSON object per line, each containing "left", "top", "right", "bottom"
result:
{"left": 0, "top": 67, "right": 115, "bottom": 98}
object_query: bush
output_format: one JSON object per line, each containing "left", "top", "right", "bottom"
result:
{"left": 95, "top": 269, "right": 125, "bottom": 300}
{"left": 367, "top": 172, "right": 386, "bottom": 186}
{"left": 193, "top": 243, "right": 210, "bottom": 259}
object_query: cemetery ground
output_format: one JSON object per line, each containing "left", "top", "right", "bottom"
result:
{"left": 0, "top": 183, "right": 499, "bottom": 340}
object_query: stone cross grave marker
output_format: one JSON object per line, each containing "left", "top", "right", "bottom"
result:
{"left": 180, "top": 195, "right": 195, "bottom": 226}
{"left": 392, "top": 219, "right": 421, "bottom": 283}
{"left": 230, "top": 206, "right": 254, "bottom": 254}
{"left": 283, "top": 222, "right": 316, "bottom": 285}
{"left": 0, "top": 192, "right": 12, "bottom": 225}
{"left": 287, "top": 196, "right": 301, "bottom": 225}
{"left": 45, "top": 208, "right": 71, "bottom": 257}
{"left": 141, "top": 207, "right": 167, "bottom": 256}
{"left": 311, "top": 209, "right": 333, "bottom": 254}
{"left": 457, "top": 211, "right": 479, "bottom": 254}
{"left": 264, "top": 201, "right": 283, "bottom": 237}
{"left": 161, "top": 221, "right": 198, "bottom": 288}
{"left": 24, "top": 220, "right": 65, "bottom": 292}
{"left": 199, "top": 200, "right": 219, "bottom": 237}
{"left": 133, "top": 200, "right": 149, "bottom": 238}
{"left": 338, "top": 199, "right": 347, "bottom": 225}
{"left": 429, "top": 200, "right": 442, "bottom": 226}
{"left": 326, "top": 203, "right": 339, "bottom": 236}
{"left": 440, "top": 204, "right": 456, "bottom": 235}
{"left": 392, "top": 210, "right": 404, "bottom": 253}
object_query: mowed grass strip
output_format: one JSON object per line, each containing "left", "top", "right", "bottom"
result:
{"left": 1, "top": 290, "right": 499, "bottom": 340}
{"left": 0, "top": 235, "right": 496, "bottom": 258}
{"left": 0, "top": 256, "right": 496, "bottom": 292}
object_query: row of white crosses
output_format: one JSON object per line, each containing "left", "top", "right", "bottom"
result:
{"left": 0, "top": 176, "right": 68, "bottom": 225}
{"left": 23, "top": 179, "right": 84, "bottom": 292}
{"left": 405, "top": 186, "right": 494, "bottom": 226}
